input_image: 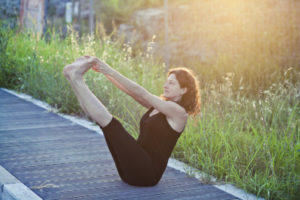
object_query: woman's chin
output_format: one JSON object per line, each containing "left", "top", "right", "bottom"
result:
{"left": 163, "top": 95, "right": 173, "bottom": 101}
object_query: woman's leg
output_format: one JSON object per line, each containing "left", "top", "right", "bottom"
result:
{"left": 63, "top": 56, "right": 112, "bottom": 127}
{"left": 63, "top": 57, "right": 159, "bottom": 186}
{"left": 101, "top": 117, "right": 159, "bottom": 186}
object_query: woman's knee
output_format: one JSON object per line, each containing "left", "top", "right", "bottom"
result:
{"left": 94, "top": 113, "right": 113, "bottom": 128}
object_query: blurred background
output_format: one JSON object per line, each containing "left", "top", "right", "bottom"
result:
{"left": 0, "top": 1, "right": 299, "bottom": 199}
{"left": 1, "top": 0, "right": 299, "bottom": 94}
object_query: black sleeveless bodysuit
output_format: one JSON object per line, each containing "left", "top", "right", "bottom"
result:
{"left": 137, "top": 107, "right": 182, "bottom": 179}
{"left": 100, "top": 107, "right": 184, "bottom": 186}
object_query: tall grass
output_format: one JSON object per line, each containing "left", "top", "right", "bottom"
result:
{"left": 0, "top": 25, "right": 165, "bottom": 135}
{"left": 174, "top": 76, "right": 300, "bottom": 199}
{"left": 0, "top": 14, "right": 299, "bottom": 200}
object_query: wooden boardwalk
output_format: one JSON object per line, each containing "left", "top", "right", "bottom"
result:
{"left": 0, "top": 88, "right": 239, "bottom": 200}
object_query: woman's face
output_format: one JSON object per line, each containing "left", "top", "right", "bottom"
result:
{"left": 163, "top": 73, "right": 187, "bottom": 102}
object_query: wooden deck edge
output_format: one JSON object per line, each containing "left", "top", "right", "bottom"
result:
{"left": 0, "top": 166, "right": 42, "bottom": 200}
{"left": 168, "top": 159, "right": 264, "bottom": 200}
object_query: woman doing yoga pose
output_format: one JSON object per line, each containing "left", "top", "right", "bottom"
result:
{"left": 63, "top": 56, "right": 200, "bottom": 186}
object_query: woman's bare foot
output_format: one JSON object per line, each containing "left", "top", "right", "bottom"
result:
{"left": 63, "top": 56, "right": 97, "bottom": 81}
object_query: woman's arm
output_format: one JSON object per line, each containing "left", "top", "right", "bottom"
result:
{"left": 105, "top": 74, "right": 151, "bottom": 108}
{"left": 93, "top": 58, "right": 187, "bottom": 120}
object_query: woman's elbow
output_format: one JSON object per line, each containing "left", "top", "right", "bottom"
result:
{"left": 140, "top": 89, "right": 151, "bottom": 102}
{"left": 135, "top": 86, "right": 147, "bottom": 99}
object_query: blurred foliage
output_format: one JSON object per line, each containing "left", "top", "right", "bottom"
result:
{"left": 94, "top": 0, "right": 162, "bottom": 31}
{"left": 92, "top": 0, "right": 300, "bottom": 99}
{"left": 0, "top": 0, "right": 20, "bottom": 29}
{"left": 0, "top": 22, "right": 299, "bottom": 200}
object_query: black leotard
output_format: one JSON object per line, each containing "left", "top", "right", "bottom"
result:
{"left": 100, "top": 107, "right": 184, "bottom": 186}
{"left": 137, "top": 107, "right": 182, "bottom": 179}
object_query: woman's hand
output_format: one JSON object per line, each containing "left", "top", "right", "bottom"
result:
{"left": 91, "top": 58, "right": 112, "bottom": 75}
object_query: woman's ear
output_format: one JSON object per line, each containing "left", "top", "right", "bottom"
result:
{"left": 181, "top": 87, "right": 187, "bottom": 95}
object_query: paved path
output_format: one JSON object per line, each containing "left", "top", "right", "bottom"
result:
{"left": 0, "top": 88, "right": 240, "bottom": 200}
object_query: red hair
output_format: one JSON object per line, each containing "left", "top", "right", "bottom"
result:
{"left": 165, "top": 67, "right": 201, "bottom": 116}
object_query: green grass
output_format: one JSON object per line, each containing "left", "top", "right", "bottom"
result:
{"left": 1, "top": 8, "right": 300, "bottom": 200}
{"left": 174, "top": 81, "right": 300, "bottom": 199}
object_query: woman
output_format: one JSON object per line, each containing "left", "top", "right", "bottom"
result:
{"left": 63, "top": 56, "right": 200, "bottom": 186}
